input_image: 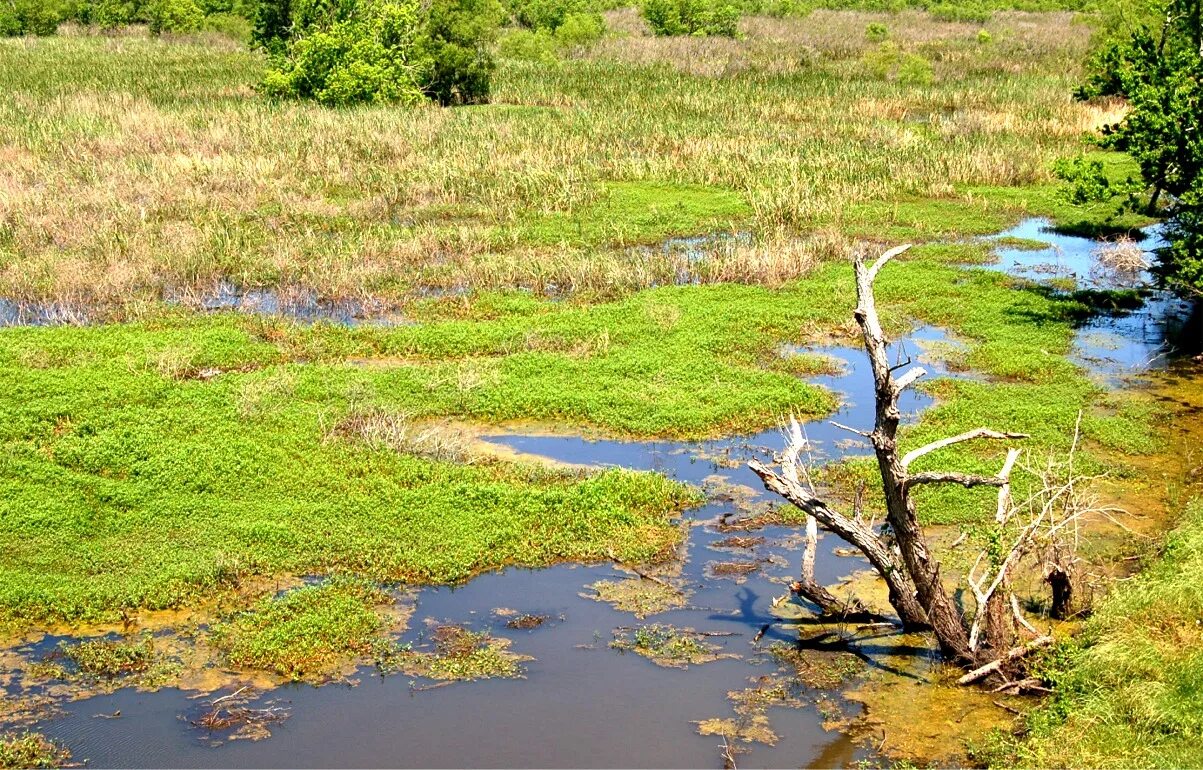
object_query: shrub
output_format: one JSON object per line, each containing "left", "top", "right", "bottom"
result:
{"left": 200, "top": 10, "right": 253, "bottom": 39}
{"left": 250, "top": 0, "right": 291, "bottom": 50}
{"left": 864, "top": 21, "right": 887, "bottom": 41}
{"left": 862, "top": 40, "right": 933, "bottom": 85}
{"left": 0, "top": 0, "right": 66, "bottom": 35}
{"left": 898, "top": 51, "right": 933, "bottom": 85}
{"left": 976, "top": 27, "right": 991, "bottom": 43}
{"left": 419, "top": 0, "right": 504, "bottom": 105}
{"left": 553, "top": 10, "right": 603, "bottom": 46}
{"left": 147, "top": 0, "right": 204, "bottom": 32}
{"left": 262, "top": 3, "right": 427, "bottom": 106}
{"left": 91, "top": 0, "right": 146, "bottom": 27}
{"left": 261, "top": 0, "right": 500, "bottom": 107}
{"left": 507, "top": 0, "right": 581, "bottom": 31}
{"left": 498, "top": 26, "right": 558, "bottom": 61}
{"left": 642, "top": 0, "right": 739, "bottom": 37}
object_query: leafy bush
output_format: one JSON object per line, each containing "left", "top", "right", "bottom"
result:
{"left": 897, "top": 50, "right": 933, "bottom": 84}
{"left": 420, "top": 0, "right": 504, "bottom": 105}
{"left": 862, "top": 40, "right": 933, "bottom": 84}
{"left": 641, "top": 0, "right": 739, "bottom": 37}
{"left": 91, "top": 0, "right": 146, "bottom": 27}
{"left": 976, "top": 27, "right": 990, "bottom": 43}
{"left": 146, "top": 0, "right": 204, "bottom": 32}
{"left": 498, "top": 26, "right": 558, "bottom": 61}
{"left": 261, "top": 0, "right": 428, "bottom": 106}
{"left": 0, "top": 0, "right": 66, "bottom": 35}
{"left": 261, "top": 0, "right": 501, "bottom": 107}
{"left": 507, "top": 0, "right": 580, "bottom": 30}
{"left": 200, "top": 10, "right": 252, "bottom": 38}
{"left": 864, "top": 21, "right": 887, "bottom": 41}
{"left": 554, "top": 9, "right": 604, "bottom": 46}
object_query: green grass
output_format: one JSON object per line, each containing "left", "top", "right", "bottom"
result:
{"left": 513, "top": 181, "right": 750, "bottom": 246}
{"left": 212, "top": 578, "right": 398, "bottom": 679}
{"left": 1003, "top": 498, "right": 1203, "bottom": 768}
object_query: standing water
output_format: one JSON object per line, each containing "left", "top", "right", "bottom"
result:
{"left": 3, "top": 220, "right": 1197, "bottom": 768}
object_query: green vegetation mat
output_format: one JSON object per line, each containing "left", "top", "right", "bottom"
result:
{"left": 0, "top": 253, "right": 1158, "bottom": 628}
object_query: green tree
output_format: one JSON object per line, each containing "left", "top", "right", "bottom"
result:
{"left": 1080, "top": 0, "right": 1203, "bottom": 295}
{"left": 419, "top": 0, "right": 503, "bottom": 105}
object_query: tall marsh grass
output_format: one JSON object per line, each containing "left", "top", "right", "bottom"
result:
{"left": 0, "top": 10, "right": 1101, "bottom": 314}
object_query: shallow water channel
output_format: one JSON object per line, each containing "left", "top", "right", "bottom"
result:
{"left": 4, "top": 220, "right": 1199, "bottom": 768}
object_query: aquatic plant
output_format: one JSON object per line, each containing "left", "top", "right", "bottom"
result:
{"left": 0, "top": 732, "right": 70, "bottom": 770}
{"left": 211, "top": 578, "right": 401, "bottom": 679}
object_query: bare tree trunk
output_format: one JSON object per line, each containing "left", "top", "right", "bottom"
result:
{"left": 852, "top": 253, "right": 975, "bottom": 662}
{"left": 749, "top": 462, "right": 930, "bottom": 628}
{"left": 1047, "top": 565, "right": 1073, "bottom": 620}
{"left": 750, "top": 245, "right": 1099, "bottom": 676}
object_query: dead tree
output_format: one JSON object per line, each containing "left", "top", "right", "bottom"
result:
{"left": 749, "top": 245, "right": 1068, "bottom": 668}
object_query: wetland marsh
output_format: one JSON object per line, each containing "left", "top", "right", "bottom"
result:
{"left": 1, "top": 5, "right": 1201, "bottom": 768}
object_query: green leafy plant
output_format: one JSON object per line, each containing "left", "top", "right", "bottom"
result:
{"left": 1076, "top": 0, "right": 1203, "bottom": 295}
{"left": 0, "top": 0, "right": 65, "bottom": 36}
{"left": 260, "top": 0, "right": 501, "bottom": 106}
{"left": 865, "top": 21, "right": 887, "bottom": 41}
{"left": 146, "top": 0, "right": 204, "bottom": 33}
{"left": 419, "top": 0, "right": 504, "bottom": 105}
{"left": 641, "top": 0, "right": 740, "bottom": 38}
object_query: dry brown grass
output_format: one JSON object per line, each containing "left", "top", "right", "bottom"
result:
{"left": 0, "top": 11, "right": 1103, "bottom": 315}
{"left": 331, "top": 408, "right": 478, "bottom": 463}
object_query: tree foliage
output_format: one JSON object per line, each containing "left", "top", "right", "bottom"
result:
{"left": 1079, "top": 0, "right": 1203, "bottom": 295}
{"left": 641, "top": 0, "right": 740, "bottom": 37}
{"left": 258, "top": 0, "right": 502, "bottom": 106}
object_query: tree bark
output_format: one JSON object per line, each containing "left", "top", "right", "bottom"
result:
{"left": 749, "top": 460, "right": 930, "bottom": 628}
{"left": 852, "top": 253, "right": 974, "bottom": 663}
{"left": 1047, "top": 565, "right": 1074, "bottom": 620}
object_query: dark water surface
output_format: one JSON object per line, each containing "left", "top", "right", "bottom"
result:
{"left": 7, "top": 220, "right": 1197, "bottom": 768}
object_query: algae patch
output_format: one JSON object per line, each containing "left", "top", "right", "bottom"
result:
{"left": 583, "top": 578, "right": 688, "bottom": 618}
{"left": 609, "top": 625, "right": 740, "bottom": 669}
{"left": 393, "top": 623, "right": 529, "bottom": 681}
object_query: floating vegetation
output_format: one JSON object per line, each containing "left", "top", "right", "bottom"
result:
{"left": 394, "top": 624, "right": 528, "bottom": 681}
{"left": 707, "top": 561, "right": 760, "bottom": 578}
{"left": 695, "top": 675, "right": 807, "bottom": 749}
{"left": 30, "top": 637, "right": 181, "bottom": 692}
{"left": 212, "top": 578, "right": 407, "bottom": 681}
{"left": 0, "top": 731, "right": 73, "bottom": 769}
{"left": 188, "top": 687, "right": 290, "bottom": 746}
{"left": 711, "top": 536, "right": 765, "bottom": 550}
{"left": 993, "top": 236, "right": 1052, "bottom": 251}
{"left": 766, "top": 641, "right": 863, "bottom": 690}
{"left": 714, "top": 508, "right": 792, "bottom": 533}
{"left": 609, "top": 625, "right": 739, "bottom": 669}
{"left": 584, "top": 578, "right": 688, "bottom": 618}
{"left": 504, "top": 614, "right": 550, "bottom": 630}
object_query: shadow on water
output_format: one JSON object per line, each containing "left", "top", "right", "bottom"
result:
{"left": 9, "top": 220, "right": 1199, "bottom": 768}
